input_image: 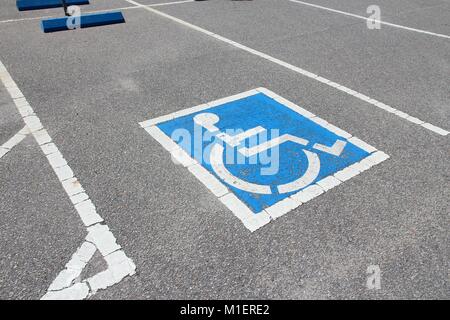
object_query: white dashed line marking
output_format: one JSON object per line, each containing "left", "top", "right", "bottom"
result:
{"left": 125, "top": 0, "right": 448, "bottom": 137}
{"left": 0, "top": 60, "right": 136, "bottom": 300}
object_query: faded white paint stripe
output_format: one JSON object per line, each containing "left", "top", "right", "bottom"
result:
{"left": 150, "top": 0, "right": 194, "bottom": 7}
{"left": 0, "top": 126, "right": 29, "bottom": 159}
{"left": 289, "top": 0, "right": 450, "bottom": 39}
{"left": 126, "top": 0, "right": 448, "bottom": 136}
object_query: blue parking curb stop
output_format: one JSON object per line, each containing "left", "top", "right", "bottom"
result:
{"left": 17, "top": 0, "right": 89, "bottom": 11}
{"left": 40, "top": 11, "right": 125, "bottom": 33}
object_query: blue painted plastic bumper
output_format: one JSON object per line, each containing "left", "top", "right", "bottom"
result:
{"left": 17, "top": 0, "right": 90, "bottom": 11}
{"left": 41, "top": 11, "right": 125, "bottom": 33}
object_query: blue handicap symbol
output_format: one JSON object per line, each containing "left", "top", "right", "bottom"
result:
{"left": 157, "top": 91, "right": 370, "bottom": 213}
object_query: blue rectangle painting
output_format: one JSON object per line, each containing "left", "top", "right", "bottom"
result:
{"left": 157, "top": 92, "right": 370, "bottom": 213}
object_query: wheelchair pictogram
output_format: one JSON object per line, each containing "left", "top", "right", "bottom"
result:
{"left": 193, "top": 112, "right": 347, "bottom": 195}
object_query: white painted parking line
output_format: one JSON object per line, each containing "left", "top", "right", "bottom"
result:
{"left": 289, "top": 0, "right": 450, "bottom": 39}
{"left": 150, "top": 0, "right": 194, "bottom": 7}
{"left": 125, "top": 0, "right": 449, "bottom": 137}
{"left": 42, "top": 230, "right": 136, "bottom": 299}
{"left": 0, "top": 60, "right": 136, "bottom": 300}
{"left": 140, "top": 88, "right": 389, "bottom": 232}
{"left": 0, "top": 126, "right": 29, "bottom": 160}
{"left": 46, "top": 241, "right": 96, "bottom": 292}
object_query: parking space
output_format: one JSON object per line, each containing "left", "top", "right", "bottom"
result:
{"left": 0, "top": 0, "right": 448, "bottom": 299}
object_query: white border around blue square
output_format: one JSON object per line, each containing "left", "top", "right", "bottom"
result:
{"left": 140, "top": 88, "right": 389, "bottom": 232}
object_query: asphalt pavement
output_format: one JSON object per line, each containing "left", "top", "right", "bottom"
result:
{"left": 0, "top": 0, "right": 448, "bottom": 299}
